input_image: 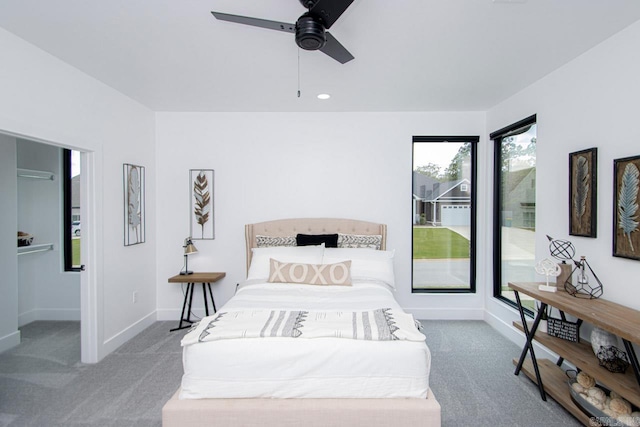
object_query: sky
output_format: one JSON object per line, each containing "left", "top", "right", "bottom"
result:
{"left": 413, "top": 125, "right": 537, "bottom": 171}
{"left": 413, "top": 142, "right": 464, "bottom": 170}
{"left": 72, "top": 150, "right": 80, "bottom": 177}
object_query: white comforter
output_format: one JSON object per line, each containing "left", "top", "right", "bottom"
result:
{"left": 179, "top": 280, "right": 431, "bottom": 399}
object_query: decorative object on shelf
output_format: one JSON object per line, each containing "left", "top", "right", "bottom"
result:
{"left": 535, "top": 258, "right": 561, "bottom": 292}
{"left": 547, "top": 316, "right": 580, "bottom": 342}
{"left": 546, "top": 235, "right": 604, "bottom": 298}
{"left": 190, "top": 169, "right": 214, "bottom": 240}
{"left": 590, "top": 326, "right": 619, "bottom": 356}
{"left": 179, "top": 237, "right": 198, "bottom": 275}
{"left": 569, "top": 148, "right": 598, "bottom": 238}
{"left": 597, "top": 345, "right": 630, "bottom": 373}
{"left": 547, "top": 235, "right": 576, "bottom": 261}
{"left": 567, "top": 376, "right": 638, "bottom": 426}
{"left": 17, "top": 231, "right": 33, "bottom": 247}
{"left": 535, "top": 302, "right": 549, "bottom": 333}
{"left": 123, "top": 163, "right": 146, "bottom": 246}
{"left": 546, "top": 235, "right": 574, "bottom": 287}
{"left": 556, "top": 262, "right": 572, "bottom": 288}
{"left": 613, "top": 155, "right": 640, "bottom": 260}
{"left": 565, "top": 256, "right": 603, "bottom": 299}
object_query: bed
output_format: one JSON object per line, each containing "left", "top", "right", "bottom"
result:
{"left": 162, "top": 218, "right": 441, "bottom": 427}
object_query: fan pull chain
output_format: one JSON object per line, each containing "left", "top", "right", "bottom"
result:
{"left": 297, "top": 48, "right": 301, "bottom": 98}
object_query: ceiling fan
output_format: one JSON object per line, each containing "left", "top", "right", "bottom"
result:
{"left": 211, "top": 0, "right": 355, "bottom": 64}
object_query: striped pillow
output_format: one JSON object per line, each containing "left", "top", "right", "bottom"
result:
{"left": 337, "top": 233, "right": 382, "bottom": 250}
{"left": 256, "top": 235, "right": 296, "bottom": 248}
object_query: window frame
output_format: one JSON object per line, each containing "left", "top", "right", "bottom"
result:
{"left": 411, "top": 135, "right": 478, "bottom": 294}
{"left": 490, "top": 114, "right": 537, "bottom": 310}
{"left": 63, "top": 148, "right": 81, "bottom": 272}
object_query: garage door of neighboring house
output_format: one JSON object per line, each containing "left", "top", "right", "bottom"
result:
{"left": 441, "top": 205, "right": 470, "bottom": 226}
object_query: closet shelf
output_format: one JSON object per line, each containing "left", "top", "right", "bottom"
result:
{"left": 17, "top": 168, "right": 55, "bottom": 181}
{"left": 17, "top": 243, "right": 54, "bottom": 255}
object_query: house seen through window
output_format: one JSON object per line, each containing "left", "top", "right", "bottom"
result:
{"left": 491, "top": 116, "right": 537, "bottom": 309}
{"left": 63, "top": 149, "right": 81, "bottom": 271}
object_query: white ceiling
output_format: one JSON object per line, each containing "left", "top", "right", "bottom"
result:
{"left": 1, "top": 0, "right": 640, "bottom": 112}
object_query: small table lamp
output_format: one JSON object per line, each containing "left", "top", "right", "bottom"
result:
{"left": 180, "top": 237, "right": 198, "bottom": 275}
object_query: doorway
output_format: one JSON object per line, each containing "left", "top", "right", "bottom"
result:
{"left": 1, "top": 131, "right": 97, "bottom": 363}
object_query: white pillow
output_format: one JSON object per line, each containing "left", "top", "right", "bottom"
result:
{"left": 322, "top": 247, "right": 395, "bottom": 289}
{"left": 247, "top": 245, "right": 325, "bottom": 280}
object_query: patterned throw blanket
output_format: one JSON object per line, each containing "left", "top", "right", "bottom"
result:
{"left": 181, "top": 308, "right": 425, "bottom": 346}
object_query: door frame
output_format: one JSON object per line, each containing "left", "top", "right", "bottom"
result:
{"left": 1, "top": 129, "right": 99, "bottom": 363}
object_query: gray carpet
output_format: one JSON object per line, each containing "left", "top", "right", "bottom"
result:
{"left": 422, "top": 320, "right": 581, "bottom": 427}
{"left": 0, "top": 320, "right": 582, "bottom": 427}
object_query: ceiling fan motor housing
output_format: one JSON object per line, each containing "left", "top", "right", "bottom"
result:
{"left": 295, "top": 13, "right": 326, "bottom": 50}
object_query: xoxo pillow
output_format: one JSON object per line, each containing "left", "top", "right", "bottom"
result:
{"left": 268, "top": 258, "right": 352, "bottom": 286}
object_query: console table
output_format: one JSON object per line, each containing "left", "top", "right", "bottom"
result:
{"left": 509, "top": 282, "right": 640, "bottom": 425}
{"left": 168, "top": 272, "right": 225, "bottom": 332}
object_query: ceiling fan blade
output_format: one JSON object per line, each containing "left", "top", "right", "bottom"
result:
{"left": 211, "top": 11, "right": 295, "bottom": 34}
{"left": 319, "top": 32, "right": 354, "bottom": 64}
{"left": 310, "top": 0, "right": 355, "bottom": 29}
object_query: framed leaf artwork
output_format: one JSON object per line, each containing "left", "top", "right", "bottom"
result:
{"left": 190, "top": 169, "right": 214, "bottom": 240}
{"left": 569, "top": 148, "right": 597, "bottom": 237}
{"left": 613, "top": 155, "right": 640, "bottom": 260}
{"left": 123, "top": 163, "right": 145, "bottom": 246}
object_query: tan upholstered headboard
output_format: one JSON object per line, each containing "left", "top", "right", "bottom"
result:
{"left": 245, "top": 218, "right": 387, "bottom": 272}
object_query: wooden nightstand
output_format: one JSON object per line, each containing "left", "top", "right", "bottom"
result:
{"left": 168, "top": 272, "right": 225, "bottom": 332}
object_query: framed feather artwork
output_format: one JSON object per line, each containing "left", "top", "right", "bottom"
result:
{"left": 123, "top": 163, "right": 145, "bottom": 246}
{"left": 569, "top": 148, "right": 597, "bottom": 237}
{"left": 613, "top": 155, "right": 640, "bottom": 260}
{"left": 190, "top": 169, "right": 214, "bottom": 240}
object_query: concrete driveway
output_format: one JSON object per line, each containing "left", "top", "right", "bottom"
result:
{"left": 412, "top": 226, "right": 536, "bottom": 289}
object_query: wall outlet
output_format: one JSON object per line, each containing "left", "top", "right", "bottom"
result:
{"left": 132, "top": 291, "right": 138, "bottom": 304}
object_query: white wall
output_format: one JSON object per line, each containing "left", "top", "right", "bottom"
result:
{"left": 0, "top": 27, "right": 156, "bottom": 361}
{"left": 486, "top": 20, "right": 640, "bottom": 340}
{"left": 0, "top": 135, "right": 19, "bottom": 353}
{"left": 155, "top": 112, "right": 488, "bottom": 320}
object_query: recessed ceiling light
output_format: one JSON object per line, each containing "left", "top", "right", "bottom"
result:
{"left": 317, "top": 94, "right": 331, "bottom": 100}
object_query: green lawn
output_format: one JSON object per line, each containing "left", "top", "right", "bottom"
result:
{"left": 413, "top": 227, "right": 469, "bottom": 259}
{"left": 72, "top": 238, "right": 81, "bottom": 266}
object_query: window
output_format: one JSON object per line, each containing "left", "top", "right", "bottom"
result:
{"left": 412, "top": 136, "right": 478, "bottom": 293}
{"left": 491, "top": 115, "right": 537, "bottom": 309}
{"left": 63, "top": 149, "right": 82, "bottom": 271}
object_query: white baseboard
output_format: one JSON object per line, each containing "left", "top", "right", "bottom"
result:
{"left": 18, "top": 310, "right": 37, "bottom": 327}
{"left": 18, "top": 308, "right": 81, "bottom": 326}
{"left": 0, "top": 330, "right": 21, "bottom": 353}
{"left": 102, "top": 311, "right": 156, "bottom": 356}
{"left": 406, "top": 307, "right": 484, "bottom": 320}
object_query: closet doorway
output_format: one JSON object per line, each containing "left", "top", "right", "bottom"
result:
{"left": 3, "top": 132, "right": 98, "bottom": 364}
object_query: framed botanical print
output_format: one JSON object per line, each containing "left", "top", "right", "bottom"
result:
{"left": 569, "top": 148, "right": 597, "bottom": 237}
{"left": 190, "top": 169, "right": 214, "bottom": 240}
{"left": 124, "top": 163, "right": 145, "bottom": 246}
{"left": 613, "top": 155, "right": 640, "bottom": 260}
